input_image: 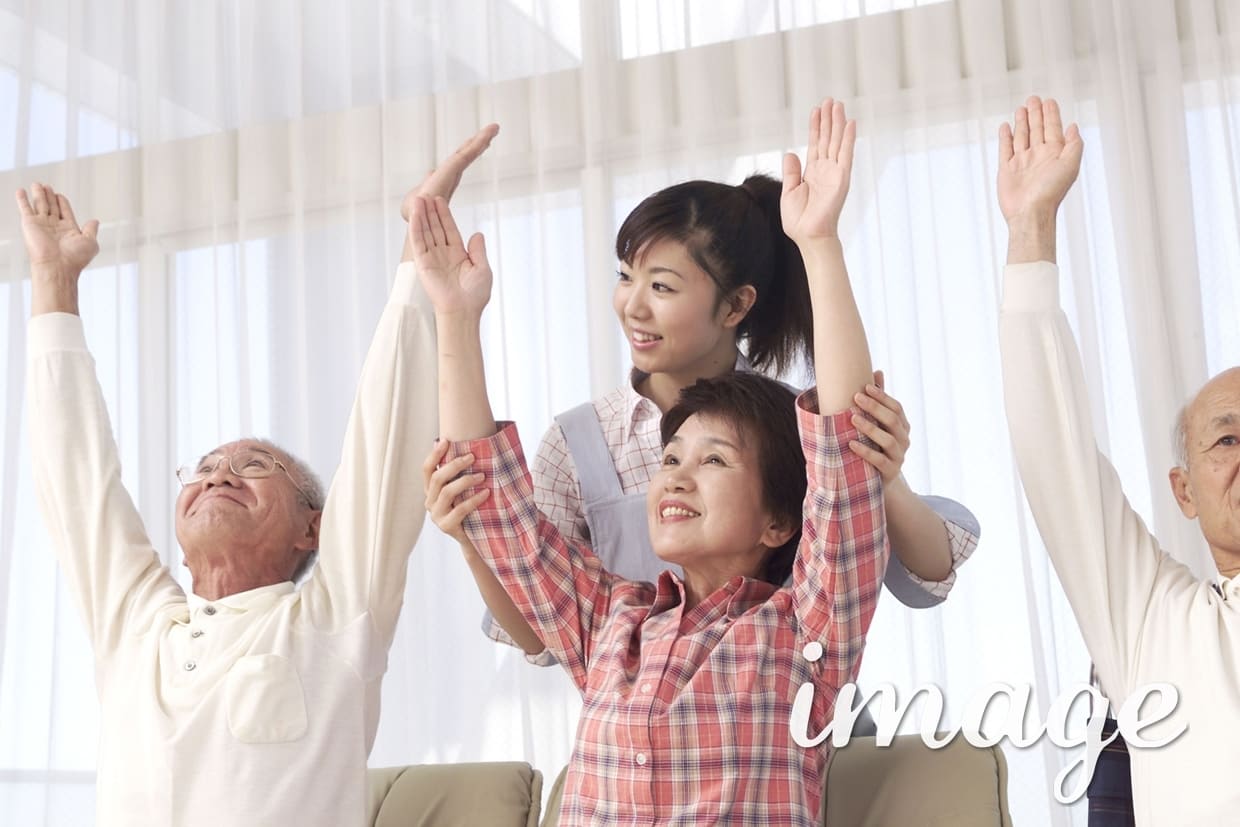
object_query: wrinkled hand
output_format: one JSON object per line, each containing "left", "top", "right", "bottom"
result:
{"left": 16, "top": 183, "right": 99, "bottom": 274}
{"left": 410, "top": 195, "right": 492, "bottom": 316}
{"left": 997, "top": 96, "right": 1083, "bottom": 222}
{"left": 422, "top": 438, "right": 489, "bottom": 543}
{"left": 401, "top": 124, "right": 499, "bottom": 219}
{"left": 848, "top": 370, "right": 911, "bottom": 485}
{"left": 781, "top": 98, "right": 856, "bottom": 246}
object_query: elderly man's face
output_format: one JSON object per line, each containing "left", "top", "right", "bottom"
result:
{"left": 1171, "top": 368, "right": 1240, "bottom": 570}
{"left": 174, "top": 439, "right": 318, "bottom": 582}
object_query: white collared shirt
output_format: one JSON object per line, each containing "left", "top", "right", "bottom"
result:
{"left": 1001, "top": 261, "right": 1240, "bottom": 824}
{"left": 27, "top": 263, "right": 437, "bottom": 827}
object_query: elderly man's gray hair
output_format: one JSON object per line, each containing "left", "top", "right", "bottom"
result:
{"left": 1172, "top": 404, "right": 1189, "bottom": 468}
{"left": 251, "top": 438, "right": 325, "bottom": 583}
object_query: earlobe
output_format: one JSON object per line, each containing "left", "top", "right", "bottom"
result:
{"left": 1169, "top": 467, "right": 1197, "bottom": 519}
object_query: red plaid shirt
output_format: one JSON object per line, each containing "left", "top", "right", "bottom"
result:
{"left": 454, "top": 390, "right": 888, "bottom": 825}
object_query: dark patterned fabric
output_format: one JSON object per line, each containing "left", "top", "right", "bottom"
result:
{"left": 1088, "top": 717, "right": 1135, "bottom": 826}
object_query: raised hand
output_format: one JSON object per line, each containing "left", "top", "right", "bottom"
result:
{"left": 402, "top": 124, "right": 499, "bottom": 220}
{"left": 780, "top": 98, "right": 857, "bottom": 246}
{"left": 422, "top": 439, "right": 489, "bottom": 543}
{"left": 16, "top": 183, "right": 100, "bottom": 274}
{"left": 848, "top": 370, "right": 912, "bottom": 485}
{"left": 410, "top": 195, "right": 492, "bottom": 317}
{"left": 997, "top": 96, "right": 1083, "bottom": 222}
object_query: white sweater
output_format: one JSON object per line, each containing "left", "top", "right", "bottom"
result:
{"left": 27, "top": 263, "right": 436, "bottom": 827}
{"left": 999, "top": 261, "right": 1240, "bottom": 825}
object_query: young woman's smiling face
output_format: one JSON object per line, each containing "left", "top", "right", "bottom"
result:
{"left": 613, "top": 239, "right": 745, "bottom": 380}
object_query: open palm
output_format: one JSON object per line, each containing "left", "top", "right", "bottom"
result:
{"left": 997, "top": 96, "right": 1083, "bottom": 221}
{"left": 781, "top": 99, "right": 856, "bottom": 245}
{"left": 410, "top": 196, "right": 492, "bottom": 317}
{"left": 16, "top": 183, "right": 99, "bottom": 272}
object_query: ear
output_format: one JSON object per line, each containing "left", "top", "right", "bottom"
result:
{"left": 719, "top": 285, "right": 758, "bottom": 330}
{"left": 1169, "top": 467, "right": 1197, "bottom": 519}
{"left": 295, "top": 510, "right": 322, "bottom": 552}
{"left": 760, "top": 515, "right": 797, "bottom": 550}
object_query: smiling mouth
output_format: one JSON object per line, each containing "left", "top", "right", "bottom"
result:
{"left": 632, "top": 331, "right": 662, "bottom": 344}
{"left": 660, "top": 505, "right": 700, "bottom": 520}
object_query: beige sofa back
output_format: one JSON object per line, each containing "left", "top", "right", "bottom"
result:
{"left": 367, "top": 761, "right": 542, "bottom": 827}
{"left": 367, "top": 734, "right": 1010, "bottom": 826}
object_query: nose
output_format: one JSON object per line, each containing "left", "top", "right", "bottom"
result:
{"left": 663, "top": 466, "right": 693, "bottom": 493}
{"left": 202, "top": 456, "right": 240, "bottom": 488}
{"left": 624, "top": 283, "right": 651, "bottom": 320}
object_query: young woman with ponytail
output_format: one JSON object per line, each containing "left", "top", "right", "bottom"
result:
{"left": 429, "top": 141, "right": 979, "bottom": 663}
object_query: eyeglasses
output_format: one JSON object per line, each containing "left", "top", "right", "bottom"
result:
{"left": 176, "top": 449, "right": 312, "bottom": 503}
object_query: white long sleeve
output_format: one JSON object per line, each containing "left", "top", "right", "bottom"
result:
{"left": 999, "top": 260, "right": 1240, "bottom": 824}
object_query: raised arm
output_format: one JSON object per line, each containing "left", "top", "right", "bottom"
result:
{"left": 22, "top": 184, "right": 183, "bottom": 652}
{"left": 413, "top": 198, "right": 613, "bottom": 684}
{"left": 301, "top": 129, "right": 496, "bottom": 649}
{"left": 997, "top": 96, "right": 1169, "bottom": 698}
{"left": 778, "top": 100, "right": 888, "bottom": 680}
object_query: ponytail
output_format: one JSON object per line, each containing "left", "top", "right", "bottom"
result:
{"left": 614, "top": 174, "right": 814, "bottom": 377}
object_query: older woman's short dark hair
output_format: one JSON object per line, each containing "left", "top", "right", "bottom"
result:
{"left": 660, "top": 373, "right": 804, "bottom": 585}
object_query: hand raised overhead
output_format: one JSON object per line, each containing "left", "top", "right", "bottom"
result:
{"left": 780, "top": 98, "right": 857, "bottom": 246}
{"left": 16, "top": 183, "right": 100, "bottom": 275}
{"left": 997, "top": 96, "right": 1083, "bottom": 222}
{"left": 401, "top": 124, "right": 499, "bottom": 220}
{"left": 409, "top": 195, "right": 492, "bottom": 317}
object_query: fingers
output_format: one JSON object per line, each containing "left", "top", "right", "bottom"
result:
{"left": 873, "top": 369, "right": 884, "bottom": 391}
{"left": 817, "top": 98, "right": 834, "bottom": 161}
{"left": 31, "top": 182, "right": 49, "bottom": 215}
{"left": 1014, "top": 106, "right": 1030, "bottom": 153}
{"left": 426, "top": 196, "right": 450, "bottom": 248}
{"left": 432, "top": 196, "right": 463, "bottom": 251}
{"left": 852, "top": 384, "right": 909, "bottom": 436}
{"left": 1026, "top": 95, "right": 1044, "bottom": 145}
{"left": 806, "top": 104, "right": 821, "bottom": 163}
{"left": 57, "top": 195, "right": 78, "bottom": 229}
{"left": 998, "top": 122, "right": 1014, "bottom": 163}
{"left": 15, "top": 188, "right": 33, "bottom": 216}
{"left": 409, "top": 197, "right": 432, "bottom": 256}
{"left": 1043, "top": 98, "right": 1064, "bottom": 143}
{"left": 781, "top": 152, "right": 803, "bottom": 196}
{"left": 848, "top": 438, "right": 898, "bottom": 481}
{"left": 456, "top": 123, "right": 499, "bottom": 163}
{"left": 83, "top": 219, "right": 99, "bottom": 240}
{"left": 827, "top": 99, "right": 846, "bottom": 161}
{"left": 424, "top": 451, "right": 479, "bottom": 507}
{"left": 837, "top": 118, "right": 857, "bottom": 171}
{"left": 421, "top": 438, "right": 452, "bottom": 484}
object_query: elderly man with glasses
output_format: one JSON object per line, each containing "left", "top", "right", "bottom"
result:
{"left": 17, "top": 125, "right": 496, "bottom": 827}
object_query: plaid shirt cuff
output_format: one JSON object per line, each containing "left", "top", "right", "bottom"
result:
{"left": 444, "top": 421, "right": 526, "bottom": 481}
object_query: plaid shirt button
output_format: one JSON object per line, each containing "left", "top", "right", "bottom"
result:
{"left": 635, "top": 753, "right": 647, "bottom": 766}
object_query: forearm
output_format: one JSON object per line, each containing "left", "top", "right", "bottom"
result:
{"left": 1006, "top": 210, "right": 1057, "bottom": 265}
{"left": 436, "top": 313, "right": 496, "bottom": 440}
{"left": 800, "top": 239, "right": 873, "bottom": 412}
{"left": 31, "top": 263, "right": 81, "bottom": 316}
{"left": 460, "top": 540, "right": 547, "bottom": 654}
{"left": 883, "top": 478, "right": 953, "bottom": 582}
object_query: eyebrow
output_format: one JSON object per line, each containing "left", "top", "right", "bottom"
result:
{"left": 1207, "top": 413, "right": 1240, "bottom": 430}
{"left": 666, "top": 435, "right": 740, "bottom": 452}
{"left": 623, "top": 262, "right": 686, "bottom": 281}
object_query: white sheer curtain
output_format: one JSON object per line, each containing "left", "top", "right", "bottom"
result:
{"left": 1, "top": 0, "right": 1236, "bottom": 824}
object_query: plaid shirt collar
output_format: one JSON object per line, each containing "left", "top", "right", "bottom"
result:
{"left": 622, "top": 351, "right": 755, "bottom": 444}
{"left": 644, "top": 570, "right": 779, "bottom": 629}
